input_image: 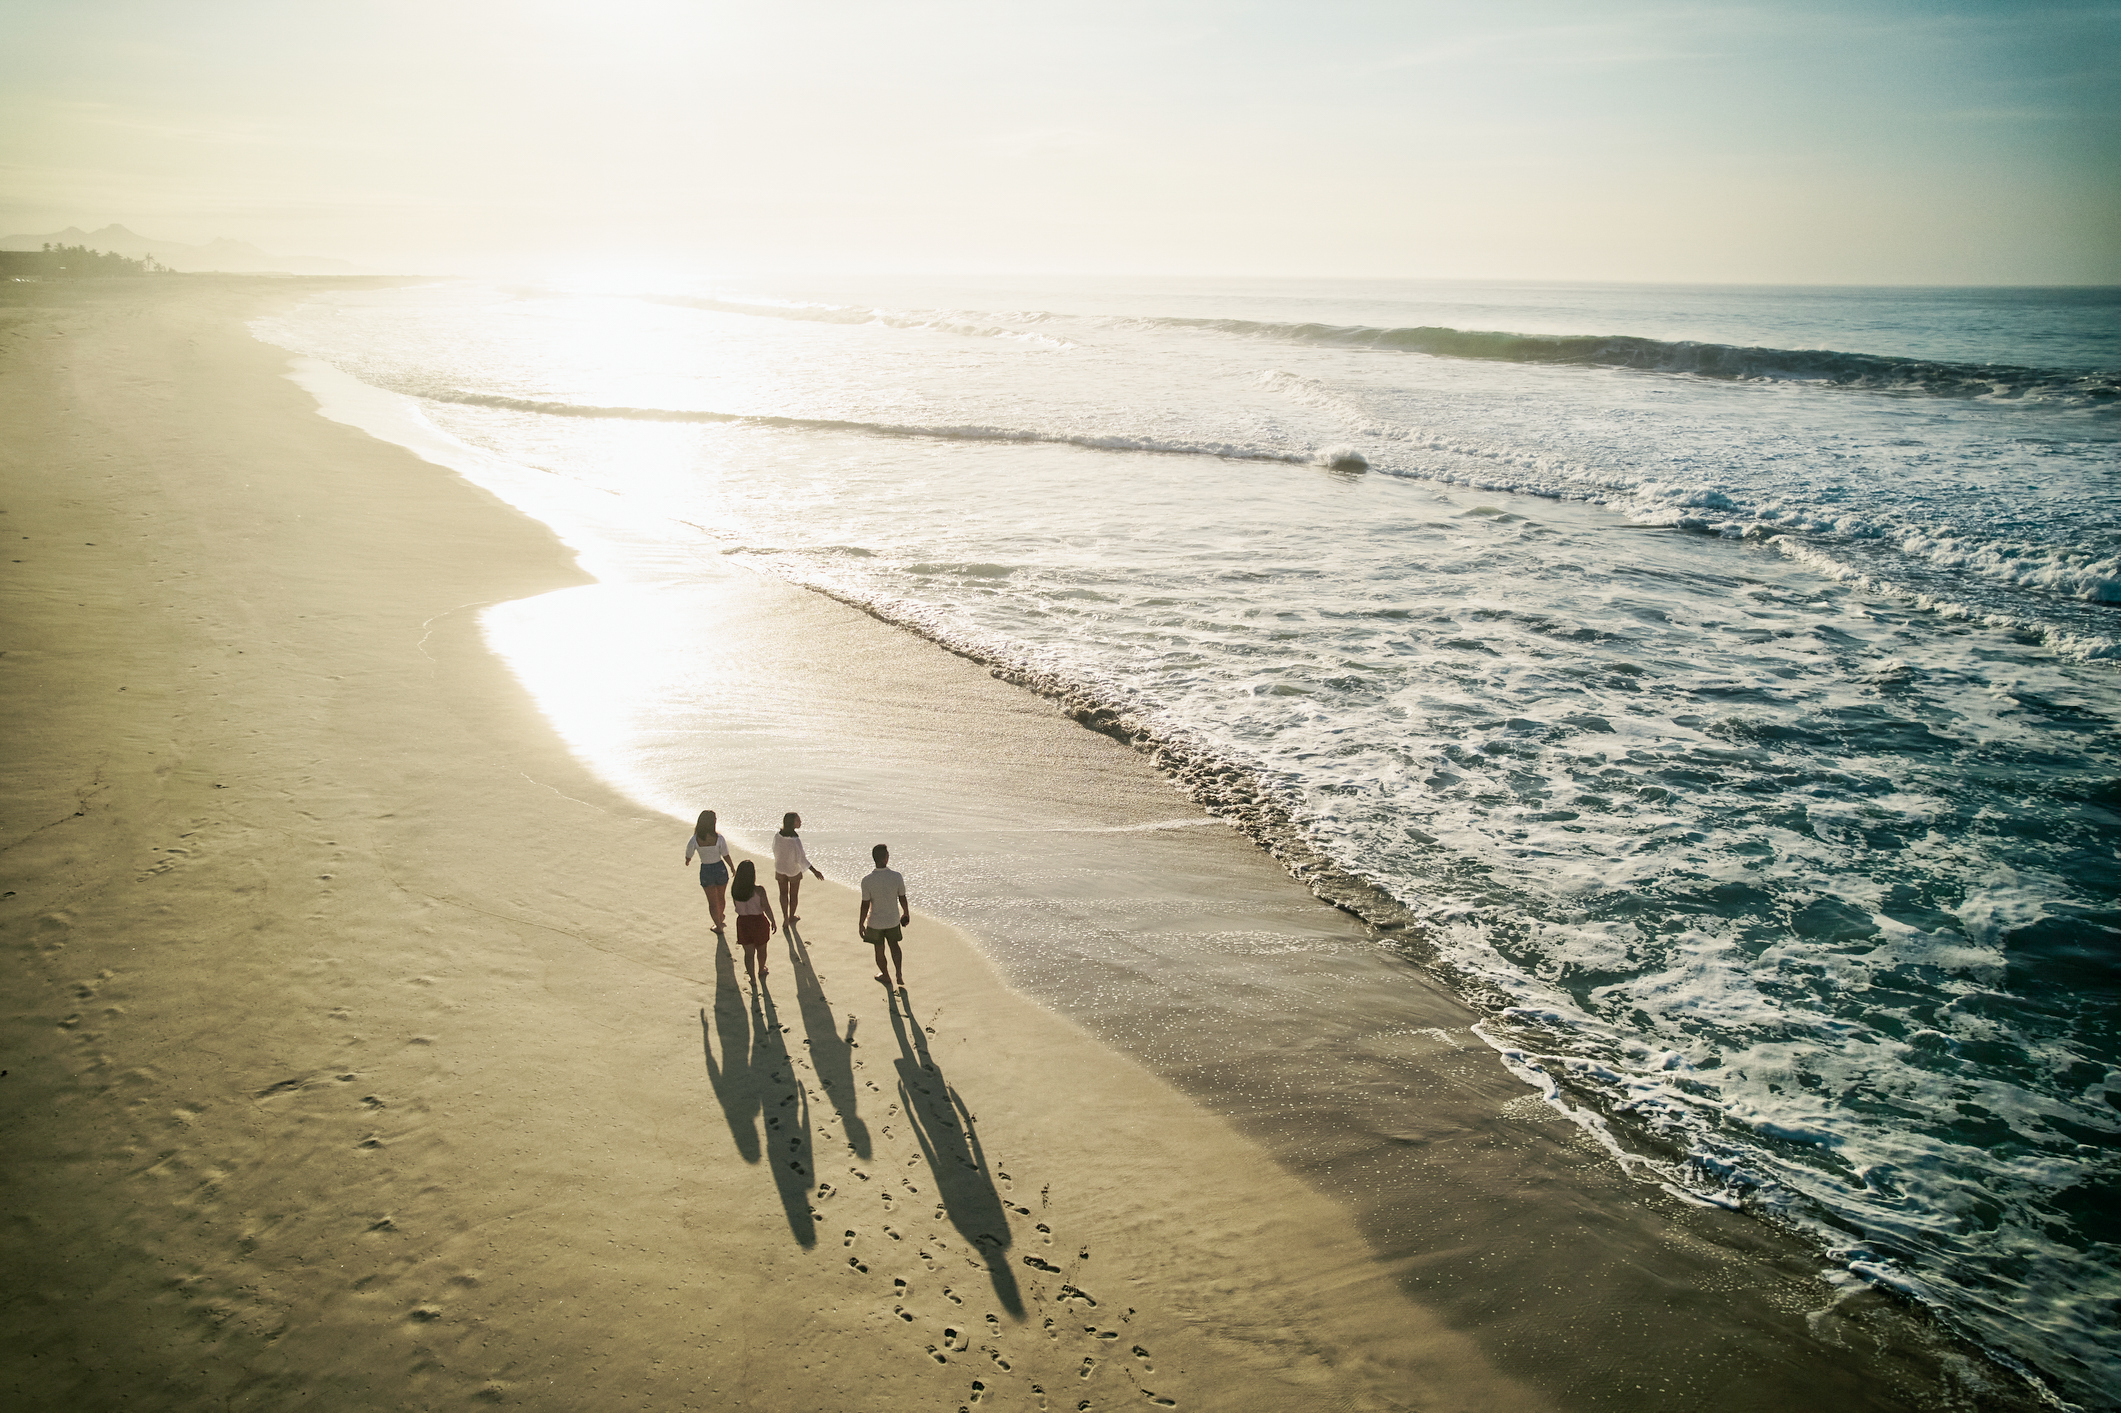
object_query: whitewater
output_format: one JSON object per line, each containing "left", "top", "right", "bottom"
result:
{"left": 256, "top": 275, "right": 2120, "bottom": 1407}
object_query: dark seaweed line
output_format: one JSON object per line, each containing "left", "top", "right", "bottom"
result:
{"left": 751, "top": 573, "right": 1431, "bottom": 940}
{"left": 730, "top": 561, "right": 2088, "bottom": 1408}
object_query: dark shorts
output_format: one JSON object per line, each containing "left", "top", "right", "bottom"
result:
{"left": 864, "top": 926, "right": 903, "bottom": 946}
{"left": 737, "top": 914, "right": 772, "bottom": 949}
{"left": 699, "top": 860, "right": 729, "bottom": 888}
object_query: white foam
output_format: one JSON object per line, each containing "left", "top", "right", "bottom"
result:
{"left": 256, "top": 282, "right": 2121, "bottom": 1406}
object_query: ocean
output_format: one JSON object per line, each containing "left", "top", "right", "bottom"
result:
{"left": 255, "top": 276, "right": 2120, "bottom": 1407}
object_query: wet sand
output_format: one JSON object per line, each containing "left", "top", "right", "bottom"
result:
{"left": 0, "top": 277, "right": 2036, "bottom": 1411}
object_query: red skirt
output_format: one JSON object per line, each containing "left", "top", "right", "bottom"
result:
{"left": 736, "top": 913, "right": 772, "bottom": 949}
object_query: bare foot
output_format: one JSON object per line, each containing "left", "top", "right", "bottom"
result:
{"left": 875, "top": 973, "right": 891, "bottom": 985}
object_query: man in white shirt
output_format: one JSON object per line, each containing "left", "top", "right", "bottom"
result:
{"left": 858, "top": 843, "right": 910, "bottom": 989}
{"left": 772, "top": 812, "right": 825, "bottom": 930}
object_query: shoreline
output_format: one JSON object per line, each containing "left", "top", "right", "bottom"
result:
{"left": 1, "top": 277, "right": 2051, "bottom": 1411}
{"left": 0, "top": 276, "right": 1548, "bottom": 1412}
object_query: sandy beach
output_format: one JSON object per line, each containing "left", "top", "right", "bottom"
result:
{"left": 1, "top": 278, "right": 2042, "bottom": 1412}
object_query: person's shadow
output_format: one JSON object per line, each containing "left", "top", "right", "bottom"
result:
{"left": 787, "top": 926, "right": 873, "bottom": 1160}
{"left": 700, "top": 937, "right": 817, "bottom": 1247}
{"left": 701, "top": 936, "right": 760, "bottom": 1161}
{"left": 888, "top": 992, "right": 1023, "bottom": 1316}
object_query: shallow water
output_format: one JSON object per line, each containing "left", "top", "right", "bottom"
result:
{"left": 259, "top": 276, "right": 2120, "bottom": 1406}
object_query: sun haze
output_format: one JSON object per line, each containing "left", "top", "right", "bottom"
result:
{"left": 2, "top": 1, "right": 2115, "bottom": 278}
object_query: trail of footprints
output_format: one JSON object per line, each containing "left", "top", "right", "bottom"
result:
{"left": 805, "top": 1044, "right": 1176, "bottom": 1410}
{"left": 844, "top": 1197, "right": 1170, "bottom": 1412}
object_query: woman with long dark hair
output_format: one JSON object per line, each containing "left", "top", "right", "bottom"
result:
{"left": 729, "top": 859, "right": 777, "bottom": 985}
{"left": 684, "top": 809, "right": 734, "bottom": 934}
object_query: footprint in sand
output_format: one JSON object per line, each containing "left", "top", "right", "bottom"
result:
{"left": 894, "top": 1305, "right": 915, "bottom": 1323}
{"left": 848, "top": 1256, "right": 870, "bottom": 1273}
{"left": 970, "top": 1379, "right": 987, "bottom": 1404}
{"left": 1079, "top": 1355, "right": 1098, "bottom": 1379}
{"left": 1036, "top": 1222, "right": 1053, "bottom": 1244}
{"left": 983, "top": 1344, "right": 1010, "bottom": 1371}
{"left": 942, "top": 1286, "right": 963, "bottom": 1305}
{"left": 1132, "top": 1346, "right": 1154, "bottom": 1371}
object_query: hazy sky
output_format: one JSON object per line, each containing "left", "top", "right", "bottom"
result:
{"left": 3, "top": 0, "right": 2115, "bottom": 283}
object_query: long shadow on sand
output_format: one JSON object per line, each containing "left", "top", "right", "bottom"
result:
{"left": 786, "top": 927, "right": 872, "bottom": 1160}
{"left": 887, "top": 991, "right": 1023, "bottom": 1316}
{"left": 700, "top": 937, "right": 817, "bottom": 1247}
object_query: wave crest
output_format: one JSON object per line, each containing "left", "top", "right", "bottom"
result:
{"left": 1152, "top": 316, "right": 2119, "bottom": 405}
{"left": 636, "top": 294, "right": 1072, "bottom": 347}
{"left": 421, "top": 389, "right": 1340, "bottom": 468}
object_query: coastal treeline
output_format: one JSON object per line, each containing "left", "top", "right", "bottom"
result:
{"left": 0, "top": 244, "right": 168, "bottom": 279}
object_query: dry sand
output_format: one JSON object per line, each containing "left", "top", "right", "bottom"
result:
{"left": 0, "top": 279, "right": 1551, "bottom": 1411}
{"left": 0, "top": 278, "right": 2038, "bottom": 1412}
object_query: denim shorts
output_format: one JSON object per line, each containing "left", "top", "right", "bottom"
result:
{"left": 700, "top": 860, "right": 730, "bottom": 888}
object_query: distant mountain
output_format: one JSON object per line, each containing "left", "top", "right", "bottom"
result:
{"left": 0, "top": 224, "right": 360, "bottom": 275}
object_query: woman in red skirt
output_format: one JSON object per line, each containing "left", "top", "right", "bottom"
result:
{"left": 730, "top": 860, "right": 778, "bottom": 986}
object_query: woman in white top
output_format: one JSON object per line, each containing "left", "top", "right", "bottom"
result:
{"left": 772, "top": 811, "right": 825, "bottom": 931}
{"left": 684, "top": 809, "right": 734, "bottom": 934}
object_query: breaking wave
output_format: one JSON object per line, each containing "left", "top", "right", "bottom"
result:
{"left": 643, "top": 292, "right": 2118, "bottom": 406}
{"left": 634, "top": 294, "right": 1072, "bottom": 347}
{"left": 419, "top": 388, "right": 1351, "bottom": 467}
{"left": 1105, "top": 316, "right": 2121, "bottom": 405}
